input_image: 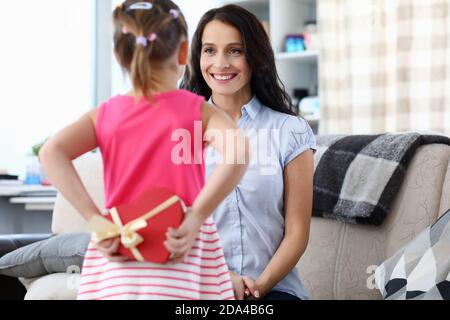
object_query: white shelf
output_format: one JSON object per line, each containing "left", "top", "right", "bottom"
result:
{"left": 9, "top": 197, "right": 56, "bottom": 204}
{"left": 9, "top": 196, "right": 56, "bottom": 212}
{"left": 0, "top": 185, "right": 57, "bottom": 197}
{"left": 303, "top": 116, "right": 320, "bottom": 122}
{"left": 275, "top": 50, "right": 319, "bottom": 63}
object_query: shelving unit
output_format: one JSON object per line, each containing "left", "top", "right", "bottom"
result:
{"left": 275, "top": 50, "right": 318, "bottom": 62}
{"left": 220, "top": 0, "right": 319, "bottom": 132}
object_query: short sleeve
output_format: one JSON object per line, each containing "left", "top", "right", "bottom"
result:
{"left": 280, "top": 116, "right": 317, "bottom": 168}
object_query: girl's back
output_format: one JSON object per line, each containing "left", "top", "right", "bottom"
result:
{"left": 97, "top": 89, "right": 205, "bottom": 209}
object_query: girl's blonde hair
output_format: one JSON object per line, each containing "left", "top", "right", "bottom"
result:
{"left": 113, "top": 0, "right": 188, "bottom": 101}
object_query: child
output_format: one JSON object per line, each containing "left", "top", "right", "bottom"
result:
{"left": 39, "top": 0, "right": 249, "bottom": 300}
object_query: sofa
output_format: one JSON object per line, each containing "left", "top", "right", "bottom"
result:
{"left": 1, "top": 141, "right": 450, "bottom": 300}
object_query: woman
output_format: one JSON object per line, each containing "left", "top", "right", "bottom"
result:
{"left": 181, "top": 4, "right": 316, "bottom": 300}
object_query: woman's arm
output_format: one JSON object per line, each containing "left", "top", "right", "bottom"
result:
{"left": 39, "top": 109, "right": 102, "bottom": 221}
{"left": 253, "top": 150, "right": 314, "bottom": 298}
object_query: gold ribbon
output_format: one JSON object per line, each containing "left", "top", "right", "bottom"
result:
{"left": 87, "top": 195, "right": 184, "bottom": 262}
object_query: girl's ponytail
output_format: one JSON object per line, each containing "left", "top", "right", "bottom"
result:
{"left": 129, "top": 33, "right": 156, "bottom": 102}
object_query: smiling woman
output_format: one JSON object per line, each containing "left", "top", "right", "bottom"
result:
{"left": 181, "top": 4, "right": 316, "bottom": 301}
{"left": 200, "top": 20, "right": 252, "bottom": 111}
{"left": 0, "top": 1, "right": 95, "bottom": 179}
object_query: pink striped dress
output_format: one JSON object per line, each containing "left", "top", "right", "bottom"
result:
{"left": 77, "top": 90, "right": 234, "bottom": 300}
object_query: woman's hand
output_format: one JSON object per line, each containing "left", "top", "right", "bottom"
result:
{"left": 164, "top": 211, "right": 204, "bottom": 264}
{"left": 242, "top": 276, "right": 261, "bottom": 300}
{"left": 229, "top": 272, "right": 261, "bottom": 300}
{"left": 95, "top": 237, "right": 129, "bottom": 262}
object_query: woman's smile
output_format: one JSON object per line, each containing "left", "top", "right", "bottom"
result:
{"left": 210, "top": 72, "right": 238, "bottom": 83}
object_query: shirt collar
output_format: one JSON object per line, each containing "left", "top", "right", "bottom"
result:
{"left": 241, "top": 96, "right": 262, "bottom": 120}
{"left": 209, "top": 95, "right": 262, "bottom": 121}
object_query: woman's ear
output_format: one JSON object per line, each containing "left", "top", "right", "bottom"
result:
{"left": 178, "top": 40, "right": 189, "bottom": 65}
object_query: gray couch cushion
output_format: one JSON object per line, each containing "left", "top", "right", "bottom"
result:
{"left": 0, "top": 233, "right": 90, "bottom": 278}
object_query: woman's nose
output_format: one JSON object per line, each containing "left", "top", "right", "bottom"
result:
{"left": 213, "top": 53, "right": 230, "bottom": 69}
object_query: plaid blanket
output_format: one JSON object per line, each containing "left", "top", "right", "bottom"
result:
{"left": 313, "top": 133, "right": 450, "bottom": 226}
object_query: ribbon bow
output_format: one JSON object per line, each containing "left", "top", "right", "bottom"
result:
{"left": 88, "top": 195, "right": 183, "bottom": 262}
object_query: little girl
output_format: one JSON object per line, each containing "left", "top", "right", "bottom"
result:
{"left": 39, "top": 0, "right": 249, "bottom": 300}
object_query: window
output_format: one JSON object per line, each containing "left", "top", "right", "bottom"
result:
{"left": 0, "top": 0, "right": 95, "bottom": 178}
{"left": 0, "top": 0, "right": 220, "bottom": 179}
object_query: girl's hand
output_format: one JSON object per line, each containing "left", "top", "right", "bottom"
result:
{"left": 164, "top": 211, "right": 204, "bottom": 264}
{"left": 230, "top": 272, "right": 246, "bottom": 300}
{"left": 95, "top": 237, "right": 129, "bottom": 262}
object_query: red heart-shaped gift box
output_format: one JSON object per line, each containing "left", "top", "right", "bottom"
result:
{"left": 106, "top": 188, "right": 185, "bottom": 263}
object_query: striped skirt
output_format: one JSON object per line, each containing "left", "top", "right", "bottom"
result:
{"left": 77, "top": 217, "right": 235, "bottom": 300}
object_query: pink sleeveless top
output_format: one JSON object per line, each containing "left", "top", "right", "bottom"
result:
{"left": 95, "top": 89, "right": 205, "bottom": 209}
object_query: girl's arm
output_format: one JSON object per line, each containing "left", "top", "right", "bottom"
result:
{"left": 252, "top": 150, "right": 314, "bottom": 298}
{"left": 165, "top": 101, "right": 250, "bottom": 261}
{"left": 39, "top": 109, "right": 102, "bottom": 221}
{"left": 192, "top": 101, "right": 250, "bottom": 221}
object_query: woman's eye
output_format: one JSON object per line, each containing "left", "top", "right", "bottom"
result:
{"left": 229, "top": 48, "right": 242, "bottom": 56}
{"left": 203, "top": 48, "right": 215, "bottom": 55}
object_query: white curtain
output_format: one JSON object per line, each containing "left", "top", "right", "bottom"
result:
{"left": 319, "top": 0, "right": 450, "bottom": 135}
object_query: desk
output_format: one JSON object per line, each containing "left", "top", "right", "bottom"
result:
{"left": 9, "top": 197, "right": 56, "bottom": 211}
{"left": 0, "top": 185, "right": 57, "bottom": 197}
{"left": 0, "top": 185, "right": 56, "bottom": 234}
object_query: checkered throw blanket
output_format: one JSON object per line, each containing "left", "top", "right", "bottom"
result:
{"left": 313, "top": 133, "right": 450, "bottom": 226}
{"left": 375, "top": 208, "right": 450, "bottom": 300}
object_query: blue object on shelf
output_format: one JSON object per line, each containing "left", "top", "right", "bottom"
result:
{"left": 24, "top": 156, "right": 42, "bottom": 185}
{"left": 285, "top": 34, "right": 305, "bottom": 53}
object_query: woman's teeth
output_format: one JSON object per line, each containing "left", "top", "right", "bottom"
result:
{"left": 213, "top": 74, "right": 236, "bottom": 81}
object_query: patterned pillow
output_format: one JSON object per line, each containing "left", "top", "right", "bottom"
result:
{"left": 375, "top": 209, "right": 450, "bottom": 300}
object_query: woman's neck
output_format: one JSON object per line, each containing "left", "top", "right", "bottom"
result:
{"left": 211, "top": 89, "right": 253, "bottom": 122}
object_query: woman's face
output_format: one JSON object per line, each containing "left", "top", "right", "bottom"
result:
{"left": 200, "top": 20, "right": 252, "bottom": 98}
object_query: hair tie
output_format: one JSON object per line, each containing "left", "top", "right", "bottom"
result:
{"left": 148, "top": 33, "right": 158, "bottom": 42}
{"left": 122, "top": 26, "right": 129, "bottom": 34}
{"left": 169, "top": 9, "right": 180, "bottom": 19}
{"left": 126, "top": 2, "right": 153, "bottom": 12}
{"left": 136, "top": 36, "right": 148, "bottom": 48}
